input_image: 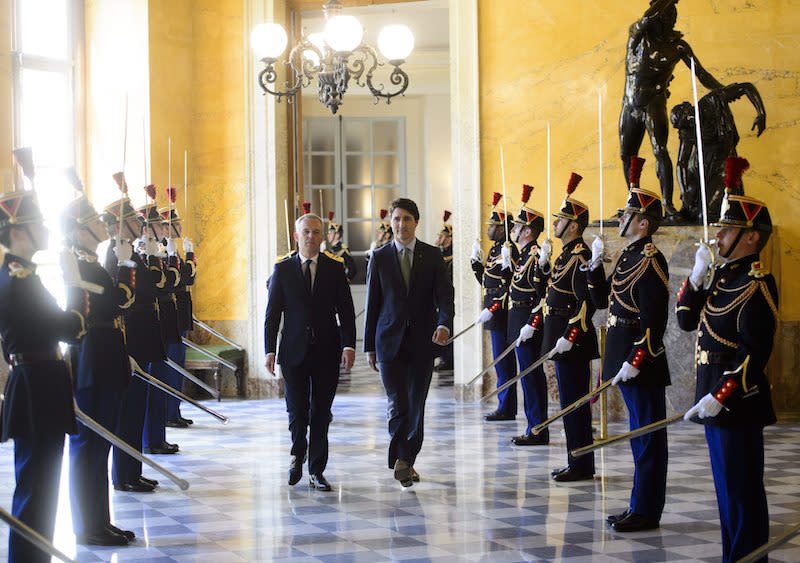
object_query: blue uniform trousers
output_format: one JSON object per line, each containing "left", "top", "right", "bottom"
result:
{"left": 516, "top": 339, "right": 548, "bottom": 436}
{"left": 70, "top": 387, "right": 122, "bottom": 535}
{"left": 165, "top": 336, "right": 187, "bottom": 422}
{"left": 491, "top": 328, "right": 517, "bottom": 416}
{"left": 705, "top": 425, "right": 769, "bottom": 563}
{"left": 9, "top": 433, "right": 65, "bottom": 563}
{"left": 143, "top": 360, "right": 172, "bottom": 449}
{"left": 112, "top": 375, "right": 148, "bottom": 485}
{"left": 618, "top": 383, "right": 667, "bottom": 519}
{"left": 553, "top": 359, "right": 594, "bottom": 474}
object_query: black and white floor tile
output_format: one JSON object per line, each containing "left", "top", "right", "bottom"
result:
{"left": 1, "top": 359, "right": 799, "bottom": 562}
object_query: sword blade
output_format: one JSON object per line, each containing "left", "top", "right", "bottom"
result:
{"left": 532, "top": 379, "right": 614, "bottom": 435}
{"left": 736, "top": 521, "right": 800, "bottom": 563}
{"left": 690, "top": 57, "right": 710, "bottom": 243}
{"left": 191, "top": 316, "right": 244, "bottom": 351}
{"left": 570, "top": 412, "right": 686, "bottom": 458}
{"left": 444, "top": 321, "right": 477, "bottom": 345}
{"left": 466, "top": 340, "right": 518, "bottom": 387}
{"left": 165, "top": 357, "right": 221, "bottom": 398}
{"left": 481, "top": 347, "right": 555, "bottom": 402}
{"left": 182, "top": 338, "right": 238, "bottom": 371}
{"left": 0, "top": 507, "right": 76, "bottom": 563}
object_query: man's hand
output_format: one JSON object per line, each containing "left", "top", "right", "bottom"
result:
{"left": 470, "top": 239, "right": 483, "bottom": 263}
{"left": 476, "top": 308, "right": 493, "bottom": 325}
{"left": 340, "top": 348, "right": 355, "bottom": 370}
{"left": 367, "top": 351, "right": 379, "bottom": 372}
{"left": 554, "top": 336, "right": 574, "bottom": 355}
{"left": 690, "top": 241, "right": 713, "bottom": 289}
{"left": 145, "top": 236, "right": 159, "bottom": 256}
{"left": 590, "top": 235, "right": 605, "bottom": 270}
{"left": 165, "top": 238, "right": 178, "bottom": 256}
{"left": 114, "top": 240, "right": 134, "bottom": 266}
{"left": 684, "top": 393, "right": 723, "bottom": 420}
{"left": 432, "top": 326, "right": 449, "bottom": 346}
{"left": 612, "top": 361, "right": 640, "bottom": 385}
{"left": 265, "top": 353, "right": 276, "bottom": 375}
{"left": 538, "top": 239, "right": 552, "bottom": 268}
{"left": 500, "top": 243, "right": 512, "bottom": 271}
{"left": 516, "top": 324, "right": 535, "bottom": 346}
{"left": 183, "top": 237, "right": 194, "bottom": 253}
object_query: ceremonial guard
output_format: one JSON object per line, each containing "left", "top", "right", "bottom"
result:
{"left": 324, "top": 211, "right": 357, "bottom": 282}
{"left": 108, "top": 187, "right": 165, "bottom": 492}
{"left": 434, "top": 211, "right": 454, "bottom": 373}
{"left": 0, "top": 189, "right": 87, "bottom": 562}
{"left": 367, "top": 209, "right": 393, "bottom": 263}
{"left": 508, "top": 185, "right": 549, "bottom": 445}
{"left": 472, "top": 192, "right": 519, "bottom": 421}
{"left": 160, "top": 203, "right": 197, "bottom": 428}
{"left": 588, "top": 157, "right": 670, "bottom": 531}
{"left": 677, "top": 157, "right": 777, "bottom": 563}
{"left": 538, "top": 173, "right": 597, "bottom": 481}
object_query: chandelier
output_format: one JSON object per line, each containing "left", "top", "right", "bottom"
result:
{"left": 250, "top": 0, "right": 415, "bottom": 114}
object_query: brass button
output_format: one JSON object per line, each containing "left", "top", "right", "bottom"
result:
{"left": 698, "top": 331, "right": 703, "bottom": 337}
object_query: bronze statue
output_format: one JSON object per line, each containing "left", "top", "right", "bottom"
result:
{"left": 619, "top": 0, "right": 724, "bottom": 217}
{"left": 670, "top": 83, "right": 766, "bottom": 222}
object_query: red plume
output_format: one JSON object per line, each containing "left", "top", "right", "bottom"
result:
{"left": 629, "top": 156, "right": 646, "bottom": 187}
{"left": 167, "top": 186, "right": 177, "bottom": 204}
{"left": 566, "top": 173, "right": 583, "bottom": 195}
{"left": 112, "top": 172, "right": 128, "bottom": 195}
{"left": 724, "top": 156, "right": 750, "bottom": 189}
{"left": 442, "top": 210, "right": 452, "bottom": 223}
{"left": 328, "top": 211, "right": 335, "bottom": 221}
{"left": 380, "top": 209, "right": 388, "bottom": 220}
{"left": 144, "top": 184, "right": 157, "bottom": 200}
{"left": 491, "top": 192, "right": 502, "bottom": 207}
{"left": 302, "top": 202, "right": 311, "bottom": 215}
{"left": 521, "top": 184, "right": 534, "bottom": 204}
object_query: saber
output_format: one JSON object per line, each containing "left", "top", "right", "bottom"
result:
{"left": 182, "top": 338, "right": 237, "bottom": 371}
{"left": 130, "top": 358, "right": 229, "bottom": 424}
{"left": 499, "top": 145, "right": 509, "bottom": 244}
{"left": 165, "top": 357, "right": 221, "bottom": 399}
{"left": 598, "top": 88, "right": 604, "bottom": 237}
{"left": 546, "top": 122, "right": 551, "bottom": 239}
{"left": 0, "top": 507, "right": 76, "bottom": 563}
{"left": 354, "top": 308, "right": 365, "bottom": 320}
{"left": 444, "top": 321, "right": 477, "bottom": 345}
{"left": 481, "top": 347, "right": 556, "bottom": 402}
{"left": 192, "top": 316, "right": 244, "bottom": 351}
{"left": 570, "top": 412, "right": 686, "bottom": 458}
{"left": 532, "top": 379, "right": 614, "bottom": 435}
{"left": 736, "top": 521, "right": 800, "bottom": 563}
{"left": 284, "top": 199, "right": 292, "bottom": 253}
{"left": 74, "top": 402, "right": 190, "bottom": 490}
{"left": 184, "top": 150, "right": 189, "bottom": 237}
{"left": 466, "top": 340, "right": 517, "bottom": 387}
{"left": 690, "top": 57, "right": 710, "bottom": 243}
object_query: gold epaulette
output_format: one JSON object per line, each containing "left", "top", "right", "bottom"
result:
{"left": 571, "top": 243, "right": 585, "bottom": 255}
{"left": 642, "top": 242, "right": 658, "bottom": 258}
{"left": 324, "top": 250, "right": 344, "bottom": 263}
{"left": 748, "top": 261, "right": 769, "bottom": 278}
{"left": 8, "top": 261, "right": 33, "bottom": 279}
{"left": 276, "top": 251, "right": 297, "bottom": 264}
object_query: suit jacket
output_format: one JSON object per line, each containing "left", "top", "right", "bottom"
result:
{"left": 265, "top": 251, "right": 356, "bottom": 368}
{"left": 364, "top": 239, "right": 454, "bottom": 363}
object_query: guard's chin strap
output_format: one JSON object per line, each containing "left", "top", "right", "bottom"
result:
{"left": 720, "top": 228, "right": 745, "bottom": 259}
{"left": 554, "top": 220, "right": 570, "bottom": 240}
{"left": 619, "top": 212, "right": 635, "bottom": 238}
{"left": 22, "top": 225, "right": 38, "bottom": 251}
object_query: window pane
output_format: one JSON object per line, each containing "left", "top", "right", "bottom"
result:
{"left": 19, "top": 0, "right": 70, "bottom": 59}
{"left": 345, "top": 155, "right": 369, "bottom": 185}
{"left": 309, "top": 120, "right": 335, "bottom": 152}
{"left": 345, "top": 221, "right": 371, "bottom": 252}
{"left": 373, "top": 121, "right": 398, "bottom": 152}
{"left": 345, "top": 187, "right": 372, "bottom": 218}
{"left": 20, "top": 68, "right": 73, "bottom": 167}
{"left": 374, "top": 187, "right": 400, "bottom": 211}
{"left": 343, "top": 120, "right": 368, "bottom": 152}
{"left": 310, "top": 154, "right": 335, "bottom": 184}
{"left": 310, "top": 188, "right": 336, "bottom": 217}
{"left": 373, "top": 155, "right": 399, "bottom": 185}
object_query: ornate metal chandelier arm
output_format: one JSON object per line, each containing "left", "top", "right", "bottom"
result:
{"left": 288, "top": 39, "right": 324, "bottom": 87}
{"left": 257, "top": 58, "right": 303, "bottom": 102}
{"left": 348, "top": 43, "right": 378, "bottom": 87}
{"left": 366, "top": 60, "right": 410, "bottom": 104}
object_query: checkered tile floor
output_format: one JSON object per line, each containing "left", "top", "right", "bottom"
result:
{"left": 2, "top": 359, "right": 800, "bottom": 562}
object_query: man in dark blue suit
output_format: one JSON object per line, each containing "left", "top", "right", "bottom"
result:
{"left": 364, "top": 198, "right": 454, "bottom": 487}
{"left": 265, "top": 210, "right": 356, "bottom": 492}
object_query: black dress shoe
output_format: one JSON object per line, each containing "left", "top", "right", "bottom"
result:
{"left": 551, "top": 466, "right": 569, "bottom": 477}
{"left": 484, "top": 411, "right": 515, "bottom": 421}
{"left": 511, "top": 432, "right": 550, "bottom": 446}
{"left": 106, "top": 523, "right": 135, "bottom": 541}
{"left": 76, "top": 529, "right": 129, "bottom": 546}
{"left": 180, "top": 417, "right": 194, "bottom": 425}
{"left": 145, "top": 442, "right": 179, "bottom": 454}
{"left": 552, "top": 467, "right": 594, "bottom": 482}
{"left": 114, "top": 481, "right": 156, "bottom": 493}
{"left": 394, "top": 459, "right": 414, "bottom": 487}
{"left": 606, "top": 509, "right": 630, "bottom": 525}
{"left": 611, "top": 512, "right": 660, "bottom": 532}
{"left": 410, "top": 467, "right": 420, "bottom": 482}
{"left": 139, "top": 476, "right": 159, "bottom": 487}
{"left": 166, "top": 419, "right": 189, "bottom": 428}
{"left": 309, "top": 474, "right": 332, "bottom": 491}
{"left": 288, "top": 456, "right": 303, "bottom": 486}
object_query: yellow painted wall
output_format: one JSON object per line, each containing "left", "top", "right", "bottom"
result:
{"left": 479, "top": 0, "right": 800, "bottom": 320}
{"left": 0, "top": 0, "right": 13, "bottom": 191}
{"left": 148, "top": 0, "right": 247, "bottom": 321}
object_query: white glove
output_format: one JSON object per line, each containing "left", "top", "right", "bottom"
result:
{"left": 165, "top": 238, "right": 178, "bottom": 256}
{"left": 538, "top": 239, "right": 552, "bottom": 268}
{"left": 60, "top": 250, "right": 83, "bottom": 287}
{"left": 516, "top": 324, "right": 535, "bottom": 346}
{"left": 591, "top": 235, "right": 605, "bottom": 270}
{"left": 690, "top": 242, "right": 713, "bottom": 289}
{"left": 611, "top": 361, "right": 640, "bottom": 385}
{"left": 471, "top": 240, "right": 484, "bottom": 263}
{"left": 501, "top": 244, "right": 513, "bottom": 270}
{"left": 554, "top": 336, "right": 574, "bottom": 355}
{"left": 145, "top": 236, "right": 159, "bottom": 256}
{"left": 684, "top": 393, "right": 724, "bottom": 420}
{"left": 182, "top": 237, "right": 194, "bottom": 253}
{"left": 477, "top": 308, "right": 494, "bottom": 324}
{"left": 114, "top": 241, "right": 135, "bottom": 267}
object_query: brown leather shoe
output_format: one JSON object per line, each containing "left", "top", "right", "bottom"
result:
{"left": 393, "top": 459, "right": 413, "bottom": 487}
{"left": 410, "top": 467, "right": 420, "bottom": 482}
